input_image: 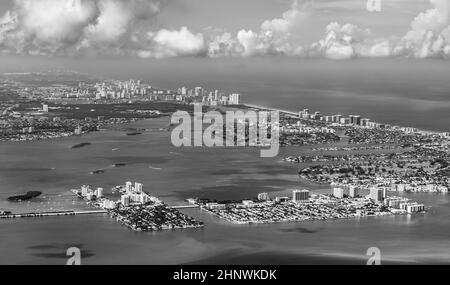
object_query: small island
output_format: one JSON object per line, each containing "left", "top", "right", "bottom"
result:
{"left": 8, "top": 191, "right": 42, "bottom": 202}
{"left": 126, "top": 132, "right": 142, "bottom": 136}
{"left": 71, "top": 142, "right": 92, "bottom": 149}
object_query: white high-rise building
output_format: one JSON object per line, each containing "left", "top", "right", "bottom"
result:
{"left": 370, "top": 187, "right": 385, "bottom": 202}
{"left": 257, "top": 193, "right": 270, "bottom": 201}
{"left": 349, "top": 186, "right": 358, "bottom": 198}
{"left": 125, "top": 181, "right": 133, "bottom": 193}
{"left": 229, "top": 93, "right": 241, "bottom": 105}
{"left": 333, "top": 188, "right": 345, "bottom": 199}
{"left": 95, "top": 188, "right": 104, "bottom": 198}
{"left": 121, "top": 195, "right": 130, "bottom": 207}
{"left": 135, "top": 182, "right": 143, "bottom": 193}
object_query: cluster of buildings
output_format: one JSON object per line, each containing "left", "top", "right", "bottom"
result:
{"left": 280, "top": 120, "right": 336, "bottom": 135}
{"left": 298, "top": 108, "right": 450, "bottom": 138}
{"left": 196, "top": 184, "right": 427, "bottom": 225}
{"left": 1, "top": 102, "right": 103, "bottom": 142}
{"left": 298, "top": 147, "right": 450, "bottom": 195}
{"left": 36, "top": 78, "right": 243, "bottom": 106}
{"left": 392, "top": 183, "right": 449, "bottom": 193}
{"left": 73, "top": 185, "right": 116, "bottom": 209}
{"left": 300, "top": 109, "right": 369, "bottom": 126}
{"left": 175, "top": 86, "right": 241, "bottom": 106}
{"left": 278, "top": 114, "right": 340, "bottom": 146}
{"left": 72, "top": 182, "right": 159, "bottom": 210}
{"left": 299, "top": 108, "right": 389, "bottom": 129}
{"left": 72, "top": 182, "right": 204, "bottom": 232}
{"left": 331, "top": 185, "right": 425, "bottom": 213}
{"left": 118, "top": 181, "right": 159, "bottom": 207}
{"left": 93, "top": 80, "right": 242, "bottom": 106}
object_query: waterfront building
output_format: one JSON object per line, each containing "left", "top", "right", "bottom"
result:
{"left": 370, "top": 187, "right": 385, "bottom": 202}
{"left": 333, "top": 188, "right": 345, "bottom": 199}
{"left": 125, "top": 181, "right": 133, "bottom": 193}
{"left": 95, "top": 188, "right": 104, "bottom": 198}
{"left": 229, "top": 93, "right": 241, "bottom": 105}
{"left": 42, "top": 104, "right": 49, "bottom": 113}
{"left": 406, "top": 203, "right": 425, "bottom": 213}
{"left": 275, "top": 197, "right": 289, "bottom": 203}
{"left": 293, "top": 190, "right": 310, "bottom": 203}
{"left": 205, "top": 203, "right": 226, "bottom": 210}
{"left": 121, "top": 195, "right": 131, "bottom": 207}
{"left": 385, "top": 197, "right": 408, "bottom": 209}
{"left": 86, "top": 192, "right": 95, "bottom": 201}
{"left": 257, "top": 193, "right": 270, "bottom": 201}
{"left": 135, "top": 182, "right": 143, "bottom": 193}
{"left": 361, "top": 118, "right": 371, "bottom": 127}
{"left": 349, "top": 115, "right": 361, "bottom": 125}
{"left": 349, "top": 186, "right": 358, "bottom": 198}
{"left": 340, "top": 118, "right": 351, "bottom": 125}
{"left": 81, "top": 185, "right": 90, "bottom": 197}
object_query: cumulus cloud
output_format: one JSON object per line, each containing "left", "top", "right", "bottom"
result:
{"left": 0, "top": 0, "right": 185, "bottom": 57}
{"left": 394, "top": 0, "right": 450, "bottom": 58}
{"left": 205, "top": 0, "right": 307, "bottom": 57}
{"left": 1, "top": 0, "right": 450, "bottom": 59}
{"left": 138, "top": 26, "right": 205, "bottom": 59}
{"left": 207, "top": 32, "right": 242, "bottom": 58}
{"left": 307, "top": 0, "right": 450, "bottom": 59}
{"left": 309, "top": 22, "right": 370, "bottom": 59}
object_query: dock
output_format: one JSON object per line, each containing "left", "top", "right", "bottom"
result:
{"left": 243, "top": 104, "right": 299, "bottom": 117}
{"left": 170, "top": 205, "right": 200, "bottom": 210}
{"left": 0, "top": 210, "right": 107, "bottom": 219}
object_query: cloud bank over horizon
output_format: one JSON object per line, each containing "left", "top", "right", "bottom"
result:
{"left": 1, "top": 0, "right": 450, "bottom": 59}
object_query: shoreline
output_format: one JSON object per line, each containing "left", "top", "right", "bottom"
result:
{"left": 242, "top": 103, "right": 449, "bottom": 135}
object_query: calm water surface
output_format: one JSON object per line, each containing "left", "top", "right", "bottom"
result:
{"left": 0, "top": 118, "right": 449, "bottom": 264}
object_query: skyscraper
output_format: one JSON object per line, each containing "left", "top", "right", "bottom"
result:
{"left": 349, "top": 186, "right": 358, "bottom": 198}
{"left": 293, "top": 190, "right": 310, "bottom": 203}
{"left": 229, "top": 93, "right": 241, "bottom": 105}
{"left": 258, "top": 193, "right": 270, "bottom": 201}
{"left": 333, "top": 188, "right": 345, "bottom": 198}
{"left": 125, "top": 181, "right": 133, "bottom": 193}
{"left": 370, "top": 187, "right": 385, "bottom": 202}
{"left": 135, "top": 182, "right": 143, "bottom": 193}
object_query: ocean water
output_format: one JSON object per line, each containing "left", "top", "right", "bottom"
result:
{"left": 0, "top": 118, "right": 449, "bottom": 265}
{"left": 130, "top": 58, "right": 450, "bottom": 132}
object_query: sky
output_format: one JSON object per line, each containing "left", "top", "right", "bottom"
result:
{"left": 1, "top": 0, "right": 449, "bottom": 60}
{"left": 1, "top": 1, "right": 450, "bottom": 131}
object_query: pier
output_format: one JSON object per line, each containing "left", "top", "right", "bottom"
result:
{"left": 243, "top": 104, "right": 299, "bottom": 117}
{"left": 170, "top": 205, "right": 200, "bottom": 209}
{"left": 0, "top": 210, "right": 107, "bottom": 219}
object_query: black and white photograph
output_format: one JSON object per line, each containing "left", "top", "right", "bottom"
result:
{"left": 0, "top": 0, "right": 450, "bottom": 272}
